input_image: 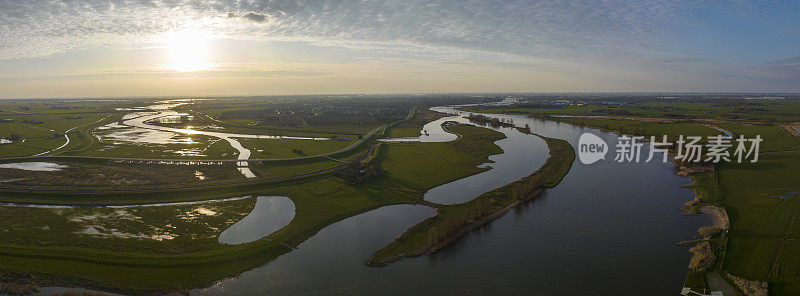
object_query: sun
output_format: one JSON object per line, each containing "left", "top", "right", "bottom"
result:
{"left": 164, "top": 30, "right": 211, "bottom": 72}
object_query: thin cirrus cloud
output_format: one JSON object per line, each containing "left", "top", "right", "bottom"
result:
{"left": 0, "top": 0, "right": 798, "bottom": 97}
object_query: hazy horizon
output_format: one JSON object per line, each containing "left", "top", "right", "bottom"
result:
{"left": 1, "top": 0, "right": 799, "bottom": 98}
{"left": 3, "top": 91, "right": 800, "bottom": 101}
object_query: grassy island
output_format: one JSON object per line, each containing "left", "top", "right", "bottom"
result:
{"left": 366, "top": 134, "right": 575, "bottom": 266}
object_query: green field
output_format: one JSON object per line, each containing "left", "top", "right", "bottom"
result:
{"left": 0, "top": 112, "right": 115, "bottom": 158}
{"left": 689, "top": 124, "right": 800, "bottom": 294}
{"left": 0, "top": 98, "right": 392, "bottom": 161}
{"left": 389, "top": 109, "right": 447, "bottom": 138}
{"left": 0, "top": 98, "right": 399, "bottom": 195}
{"left": 556, "top": 117, "right": 719, "bottom": 142}
{"left": 5, "top": 96, "right": 797, "bottom": 294}
{"left": 0, "top": 124, "right": 516, "bottom": 293}
{"left": 240, "top": 138, "right": 355, "bottom": 159}
{"left": 476, "top": 101, "right": 800, "bottom": 295}
{"left": 466, "top": 98, "right": 800, "bottom": 123}
{"left": 367, "top": 135, "right": 574, "bottom": 266}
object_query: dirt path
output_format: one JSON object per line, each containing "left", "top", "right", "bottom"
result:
{"left": 706, "top": 272, "right": 742, "bottom": 296}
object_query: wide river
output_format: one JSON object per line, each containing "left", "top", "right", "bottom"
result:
{"left": 192, "top": 103, "right": 709, "bottom": 295}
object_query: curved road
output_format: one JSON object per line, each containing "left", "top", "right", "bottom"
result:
{"left": 0, "top": 142, "right": 381, "bottom": 196}
{"left": 30, "top": 114, "right": 114, "bottom": 157}
{"left": 120, "top": 108, "right": 330, "bottom": 177}
{"left": 4, "top": 123, "right": 384, "bottom": 164}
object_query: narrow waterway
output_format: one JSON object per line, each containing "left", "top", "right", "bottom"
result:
{"left": 100, "top": 100, "right": 330, "bottom": 178}
{"left": 195, "top": 205, "right": 437, "bottom": 295}
{"left": 192, "top": 102, "right": 709, "bottom": 295}
{"left": 422, "top": 120, "right": 549, "bottom": 205}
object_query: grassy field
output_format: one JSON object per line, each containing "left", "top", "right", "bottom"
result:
{"left": 466, "top": 98, "right": 800, "bottom": 123}
{"left": 0, "top": 98, "right": 389, "bottom": 160}
{"left": 0, "top": 99, "right": 129, "bottom": 158}
{"left": 0, "top": 124, "right": 515, "bottom": 293}
{"left": 13, "top": 96, "right": 795, "bottom": 294}
{"left": 475, "top": 102, "right": 800, "bottom": 295}
{"left": 240, "top": 138, "right": 355, "bottom": 159}
{"left": 379, "top": 124, "right": 504, "bottom": 191}
{"left": 556, "top": 117, "right": 719, "bottom": 142}
{"left": 182, "top": 110, "right": 380, "bottom": 138}
{"left": 0, "top": 112, "right": 115, "bottom": 158}
{"left": 0, "top": 98, "right": 393, "bottom": 195}
{"left": 389, "top": 109, "right": 448, "bottom": 138}
{"left": 69, "top": 134, "right": 230, "bottom": 159}
{"left": 366, "top": 135, "right": 574, "bottom": 266}
{"left": 0, "top": 124, "right": 382, "bottom": 194}
{"left": 179, "top": 97, "right": 395, "bottom": 137}
{"left": 689, "top": 124, "right": 800, "bottom": 295}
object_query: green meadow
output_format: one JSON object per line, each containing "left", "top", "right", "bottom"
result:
{"left": 556, "top": 117, "right": 719, "bottom": 142}
{"left": 468, "top": 98, "right": 800, "bottom": 123}
{"left": 475, "top": 101, "right": 800, "bottom": 295}
{"left": 0, "top": 124, "right": 528, "bottom": 293}
{"left": 690, "top": 124, "right": 800, "bottom": 295}
{"left": 367, "top": 135, "right": 574, "bottom": 266}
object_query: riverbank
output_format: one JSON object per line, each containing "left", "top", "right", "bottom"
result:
{"left": 0, "top": 124, "right": 510, "bottom": 294}
{"left": 472, "top": 107, "right": 800, "bottom": 295}
{"left": 365, "top": 135, "right": 574, "bottom": 266}
{"left": 482, "top": 110, "right": 731, "bottom": 292}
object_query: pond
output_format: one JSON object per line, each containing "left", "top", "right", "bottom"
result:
{"left": 0, "top": 162, "right": 67, "bottom": 171}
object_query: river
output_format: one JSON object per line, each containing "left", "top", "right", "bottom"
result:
{"left": 191, "top": 101, "right": 709, "bottom": 295}
{"left": 100, "top": 100, "right": 329, "bottom": 178}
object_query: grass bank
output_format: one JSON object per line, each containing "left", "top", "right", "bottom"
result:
{"left": 475, "top": 106, "right": 800, "bottom": 295}
{"left": 0, "top": 124, "right": 509, "bottom": 294}
{"left": 365, "top": 135, "right": 574, "bottom": 266}
{"left": 684, "top": 124, "right": 800, "bottom": 295}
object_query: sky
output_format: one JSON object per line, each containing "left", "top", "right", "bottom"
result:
{"left": 0, "top": 0, "right": 798, "bottom": 98}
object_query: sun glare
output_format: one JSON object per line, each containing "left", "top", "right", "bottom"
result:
{"left": 165, "top": 30, "right": 211, "bottom": 72}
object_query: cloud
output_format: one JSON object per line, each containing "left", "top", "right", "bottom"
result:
{"left": 242, "top": 12, "right": 268, "bottom": 23}
{"left": 227, "top": 11, "right": 269, "bottom": 23}
{"left": 0, "top": 0, "right": 798, "bottom": 93}
{"left": 0, "top": 0, "right": 693, "bottom": 60}
{"left": 746, "top": 56, "right": 800, "bottom": 85}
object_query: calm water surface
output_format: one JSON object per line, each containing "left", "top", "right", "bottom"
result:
{"left": 218, "top": 196, "right": 295, "bottom": 244}
{"left": 193, "top": 106, "right": 709, "bottom": 295}
{"left": 0, "top": 162, "right": 67, "bottom": 171}
{"left": 195, "top": 205, "right": 436, "bottom": 295}
{"left": 424, "top": 124, "right": 548, "bottom": 204}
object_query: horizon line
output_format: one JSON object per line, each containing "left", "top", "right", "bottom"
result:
{"left": 2, "top": 91, "right": 799, "bottom": 100}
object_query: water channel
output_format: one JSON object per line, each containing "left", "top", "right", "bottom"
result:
{"left": 191, "top": 102, "right": 710, "bottom": 295}
{"left": 98, "top": 100, "right": 330, "bottom": 178}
